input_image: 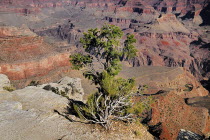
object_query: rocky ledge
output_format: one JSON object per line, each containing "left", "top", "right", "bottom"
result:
{"left": 0, "top": 74, "right": 154, "bottom": 140}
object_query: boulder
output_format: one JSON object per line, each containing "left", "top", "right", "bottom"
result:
{"left": 41, "top": 76, "right": 84, "bottom": 101}
{"left": 0, "top": 84, "right": 71, "bottom": 140}
{"left": 177, "top": 129, "right": 204, "bottom": 140}
{"left": 0, "top": 99, "right": 71, "bottom": 140}
{"left": 12, "top": 86, "right": 69, "bottom": 113}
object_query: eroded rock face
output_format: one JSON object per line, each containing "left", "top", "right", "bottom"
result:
{"left": 119, "top": 66, "right": 209, "bottom": 139}
{"left": 150, "top": 91, "right": 209, "bottom": 139}
{"left": 1, "top": 0, "right": 209, "bottom": 86}
{"left": 30, "top": 0, "right": 209, "bottom": 82}
{"left": 0, "top": 26, "right": 37, "bottom": 37}
{"left": 36, "top": 25, "right": 82, "bottom": 45}
{"left": 0, "top": 0, "right": 72, "bottom": 15}
{"left": 0, "top": 1, "right": 209, "bottom": 138}
{"left": 0, "top": 26, "right": 71, "bottom": 88}
{"left": 146, "top": 68, "right": 209, "bottom": 139}
{"left": 64, "top": 0, "right": 210, "bottom": 81}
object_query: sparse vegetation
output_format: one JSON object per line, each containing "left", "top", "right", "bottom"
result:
{"left": 184, "top": 84, "right": 193, "bottom": 91}
{"left": 3, "top": 85, "right": 15, "bottom": 92}
{"left": 43, "top": 85, "right": 68, "bottom": 98}
{"left": 134, "top": 130, "right": 142, "bottom": 137}
{"left": 137, "top": 84, "right": 149, "bottom": 95}
{"left": 70, "top": 24, "right": 152, "bottom": 129}
{"left": 28, "top": 80, "right": 41, "bottom": 86}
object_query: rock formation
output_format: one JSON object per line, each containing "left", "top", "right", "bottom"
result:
{"left": 41, "top": 76, "right": 84, "bottom": 101}
{"left": 0, "top": 26, "right": 71, "bottom": 88}
{"left": 120, "top": 66, "right": 210, "bottom": 139}
{"left": 0, "top": 74, "right": 154, "bottom": 140}
{"left": 66, "top": 0, "right": 210, "bottom": 81}
{"left": 177, "top": 129, "right": 204, "bottom": 140}
{"left": 1, "top": 0, "right": 209, "bottom": 84}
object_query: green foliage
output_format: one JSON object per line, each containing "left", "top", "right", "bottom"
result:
{"left": 72, "top": 103, "right": 87, "bottom": 120}
{"left": 70, "top": 24, "right": 137, "bottom": 78}
{"left": 69, "top": 24, "right": 151, "bottom": 129}
{"left": 100, "top": 71, "right": 135, "bottom": 98}
{"left": 126, "top": 96, "right": 154, "bottom": 115}
{"left": 72, "top": 72, "right": 136, "bottom": 125}
{"left": 3, "top": 86, "right": 15, "bottom": 92}
{"left": 123, "top": 34, "right": 137, "bottom": 60}
{"left": 70, "top": 54, "right": 92, "bottom": 70}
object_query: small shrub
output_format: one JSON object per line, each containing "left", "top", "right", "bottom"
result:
{"left": 137, "top": 84, "right": 149, "bottom": 95}
{"left": 43, "top": 85, "right": 68, "bottom": 98}
{"left": 184, "top": 84, "right": 193, "bottom": 91}
{"left": 28, "top": 81, "right": 40, "bottom": 86}
{"left": 3, "top": 86, "right": 15, "bottom": 92}
{"left": 127, "top": 96, "right": 153, "bottom": 115}
{"left": 43, "top": 85, "right": 52, "bottom": 91}
{"left": 133, "top": 130, "right": 142, "bottom": 137}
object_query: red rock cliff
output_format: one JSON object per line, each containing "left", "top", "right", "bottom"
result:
{"left": 0, "top": 26, "right": 71, "bottom": 88}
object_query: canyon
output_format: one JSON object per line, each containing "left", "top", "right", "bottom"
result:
{"left": 0, "top": 0, "right": 209, "bottom": 139}
{"left": 1, "top": 0, "right": 210, "bottom": 83}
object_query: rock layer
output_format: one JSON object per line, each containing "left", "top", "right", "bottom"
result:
{"left": 0, "top": 26, "right": 71, "bottom": 88}
{"left": 66, "top": 0, "right": 210, "bottom": 81}
{"left": 1, "top": 0, "right": 209, "bottom": 83}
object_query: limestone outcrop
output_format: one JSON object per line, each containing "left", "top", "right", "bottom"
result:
{"left": 41, "top": 76, "right": 84, "bottom": 101}
{"left": 0, "top": 74, "right": 154, "bottom": 140}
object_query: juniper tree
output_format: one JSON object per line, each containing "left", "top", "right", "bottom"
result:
{"left": 70, "top": 24, "right": 152, "bottom": 129}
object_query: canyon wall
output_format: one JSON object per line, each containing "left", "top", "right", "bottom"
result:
{"left": 0, "top": 26, "right": 71, "bottom": 88}
{"left": 28, "top": 0, "right": 208, "bottom": 81}
{"left": 120, "top": 66, "right": 209, "bottom": 139}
